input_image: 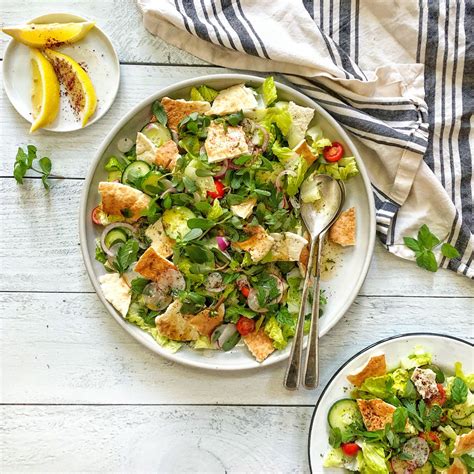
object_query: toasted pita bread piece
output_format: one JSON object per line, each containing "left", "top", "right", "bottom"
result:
{"left": 230, "top": 197, "right": 256, "bottom": 219}
{"left": 357, "top": 399, "right": 395, "bottom": 431}
{"left": 452, "top": 430, "right": 474, "bottom": 456}
{"left": 136, "top": 132, "right": 179, "bottom": 170}
{"left": 329, "top": 207, "right": 356, "bottom": 246}
{"left": 155, "top": 300, "right": 199, "bottom": 341}
{"left": 448, "top": 458, "right": 469, "bottom": 474}
{"left": 99, "top": 273, "right": 131, "bottom": 317}
{"left": 189, "top": 305, "right": 225, "bottom": 337}
{"left": 99, "top": 181, "right": 151, "bottom": 222}
{"left": 206, "top": 84, "right": 257, "bottom": 116}
{"left": 145, "top": 219, "right": 174, "bottom": 258}
{"left": 347, "top": 352, "right": 387, "bottom": 386}
{"left": 269, "top": 232, "right": 308, "bottom": 262}
{"left": 160, "top": 97, "right": 210, "bottom": 131}
{"left": 135, "top": 247, "right": 176, "bottom": 281}
{"left": 232, "top": 225, "right": 274, "bottom": 263}
{"left": 204, "top": 122, "right": 249, "bottom": 163}
{"left": 294, "top": 140, "right": 318, "bottom": 166}
{"left": 243, "top": 329, "right": 275, "bottom": 362}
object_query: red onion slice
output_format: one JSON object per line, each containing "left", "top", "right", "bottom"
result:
{"left": 216, "top": 236, "right": 230, "bottom": 251}
{"left": 275, "top": 169, "right": 297, "bottom": 191}
{"left": 214, "top": 159, "right": 229, "bottom": 178}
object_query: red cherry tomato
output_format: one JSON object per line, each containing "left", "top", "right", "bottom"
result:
{"left": 420, "top": 432, "right": 441, "bottom": 450}
{"left": 91, "top": 206, "right": 102, "bottom": 225}
{"left": 240, "top": 286, "right": 250, "bottom": 298}
{"left": 323, "top": 142, "right": 344, "bottom": 162}
{"left": 207, "top": 179, "right": 225, "bottom": 199}
{"left": 341, "top": 443, "right": 360, "bottom": 457}
{"left": 236, "top": 317, "right": 255, "bottom": 336}
{"left": 428, "top": 383, "right": 447, "bottom": 406}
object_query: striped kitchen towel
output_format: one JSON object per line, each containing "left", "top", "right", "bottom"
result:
{"left": 137, "top": 0, "right": 473, "bottom": 278}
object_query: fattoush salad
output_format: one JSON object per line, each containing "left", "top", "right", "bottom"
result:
{"left": 324, "top": 348, "right": 474, "bottom": 473}
{"left": 93, "top": 77, "right": 359, "bottom": 362}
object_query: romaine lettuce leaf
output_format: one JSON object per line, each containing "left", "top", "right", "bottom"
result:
{"left": 360, "top": 375, "right": 393, "bottom": 399}
{"left": 401, "top": 347, "right": 432, "bottom": 370}
{"left": 286, "top": 276, "right": 301, "bottom": 314}
{"left": 272, "top": 141, "right": 296, "bottom": 165}
{"left": 257, "top": 102, "right": 292, "bottom": 136}
{"left": 192, "top": 335, "right": 217, "bottom": 350}
{"left": 286, "top": 156, "right": 309, "bottom": 196}
{"left": 359, "top": 442, "right": 389, "bottom": 474}
{"left": 391, "top": 368, "right": 410, "bottom": 395}
{"left": 455, "top": 362, "right": 474, "bottom": 390}
{"left": 323, "top": 448, "right": 345, "bottom": 468}
{"left": 207, "top": 198, "right": 224, "bottom": 221}
{"left": 260, "top": 76, "right": 277, "bottom": 106}
{"left": 264, "top": 316, "right": 287, "bottom": 350}
{"left": 316, "top": 156, "right": 359, "bottom": 181}
{"left": 190, "top": 85, "right": 219, "bottom": 102}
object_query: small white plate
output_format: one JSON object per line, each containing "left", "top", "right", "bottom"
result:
{"left": 308, "top": 333, "right": 473, "bottom": 473}
{"left": 2, "top": 12, "right": 120, "bottom": 132}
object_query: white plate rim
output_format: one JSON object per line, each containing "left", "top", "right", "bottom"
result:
{"left": 307, "top": 332, "right": 474, "bottom": 473}
{"left": 2, "top": 12, "right": 120, "bottom": 132}
{"left": 79, "top": 73, "right": 376, "bottom": 371}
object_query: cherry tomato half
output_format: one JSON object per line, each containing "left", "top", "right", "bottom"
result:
{"left": 428, "top": 383, "right": 447, "bottom": 407}
{"left": 207, "top": 179, "right": 225, "bottom": 199}
{"left": 420, "top": 431, "right": 441, "bottom": 450}
{"left": 240, "top": 286, "right": 250, "bottom": 298}
{"left": 236, "top": 317, "right": 255, "bottom": 336}
{"left": 91, "top": 206, "right": 102, "bottom": 225}
{"left": 341, "top": 443, "right": 360, "bottom": 457}
{"left": 323, "top": 142, "right": 344, "bottom": 162}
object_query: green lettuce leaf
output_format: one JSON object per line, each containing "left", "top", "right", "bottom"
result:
{"left": 286, "top": 276, "right": 301, "bottom": 314}
{"left": 316, "top": 156, "right": 359, "bottom": 181}
{"left": 391, "top": 368, "right": 410, "bottom": 395}
{"left": 190, "top": 85, "right": 219, "bottom": 102}
{"left": 272, "top": 141, "right": 296, "bottom": 165}
{"left": 260, "top": 76, "right": 278, "bottom": 106}
{"left": 455, "top": 362, "right": 474, "bottom": 390}
{"left": 323, "top": 448, "right": 345, "bottom": 468}
{"left": 359, "top": 442, "right": 389, "bottom": 474}
{"left": 300, "top": 172, "right": 322, "bottom": 203}
{"left": 401, "top": 348, "right": 432, "bottom": 370}
{"left": 286, "top": 156, "right": 309, "bottom": 196}
{"left": 207, "top": 198, "right": 225, "bottom": 221}
{"left": 192, "top": 335, "right": 217, "bottom": 349}
{"left": 360, "top": 375, "right": 393, "bottom": 399}
{"left": 258, "top": 103, "right": 292, "bottom": 136}
{"left": 264, "top": 316, "right": 287, "bottom": 350}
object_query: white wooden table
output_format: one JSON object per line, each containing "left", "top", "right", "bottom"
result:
{"left": 1, "top": 2, "right": 472, "bottom": 472}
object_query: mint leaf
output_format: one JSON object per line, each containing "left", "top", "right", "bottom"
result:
{"left": 418, "top": 224, "right": 440, "bottom": 250}
{"left": 26, "top": 145, "right": 37, "bottom": 167}
{"left": 403, "top": 237, "right": 421, "bottom": 252}
{"left": 39, "top": 157, "right": 52, "bottom": 174}
{"left": 328, "top": 427, "right": 342, "bottom": 448}
{"left": 451, "top": 377, "right": 468, "bottom": 404}
{"left": 429, "top": 451, "right": 449, "bottom": 468}
{"left": 391, "top": 407, "right": 408, "bottom": 432}
{"left": 152, "top": 100, "right": 168, "bottom": 126}
{"left": 13, "top": 161, "right": 27, "bottom": 184}
{"left": 441, "top": 243, "right": 460, "bottom": 259}
{"left": 13, "top": 145, "right": 55, "bottom": 190}
{"left": 416, "top": 250, "right": 438, "bottom": 272}
{"left": 130, "top": 277, "right": 149, "bottom": 295}
{"left": 114, "top": 239, "right": 139, "bottom": 274}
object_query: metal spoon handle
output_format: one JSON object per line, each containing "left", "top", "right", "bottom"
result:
{"left": 283, "top": 239, "right": 317, "bottom": 390}
{"left": 303, "top": 232, "right": 326, "bottom": 389}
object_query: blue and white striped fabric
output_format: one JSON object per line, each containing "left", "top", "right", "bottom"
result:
{"left": 138, "top": 0, "right": 473, "bottom": 278}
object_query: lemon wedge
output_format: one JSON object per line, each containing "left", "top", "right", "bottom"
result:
{"left": 30, "top": 49, "right": 60, "bottom": 132}
{"left": 44, "top": 49, "right": 97, "bottom": 127}
{"left": 2, "top": 22, "right": 95, "bottom": 48}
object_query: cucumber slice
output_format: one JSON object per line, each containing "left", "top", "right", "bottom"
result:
{"left": 104, "top": 228, "right": 128, "bottom": 248}
{"left": 452, "top": 413, "right": 473, "bottom": 427}
{"left": 327, "top": 399, "right": 363, "bottom": 433}
{"left": 162, "top": 207, "right": 196, "bottom": 240}
{"left": 122, "top": 161, "right": 151, "bottom": 187}
{"left": 142, "top": 171, "right": 165, "bottom": 196}
{"left": 141, "top": 122, "right": 171, "bottom": 147}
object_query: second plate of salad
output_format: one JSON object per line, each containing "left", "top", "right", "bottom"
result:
{"left": 80, "top": 74, "right": 375, "bottom": 370}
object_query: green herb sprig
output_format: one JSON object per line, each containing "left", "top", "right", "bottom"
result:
{"left": 13, "top": 145, "right": 59, "bottom": 190}
{"left": 403, "top": 224, "right": 460, "bottom": 272}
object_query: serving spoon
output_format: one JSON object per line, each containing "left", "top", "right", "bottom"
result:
{"left": 283, "top": 174, "right": 345, "bottom": 390}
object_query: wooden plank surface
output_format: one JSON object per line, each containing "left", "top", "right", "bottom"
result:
{"left": 1, "top": 405, "right": 311, "bottom": 473}
{"left": 1, "top": 292, "right": 471, "bottom": 405}
{"left": 0, "top": 0, "right": 208, "bottom": 65}
{"left": 1, "top": 178, "right": 472, "bottom": 297}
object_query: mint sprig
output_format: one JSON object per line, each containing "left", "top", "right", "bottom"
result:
{"left": 13, "top": 145, "right": 58, "bottom": 190}
{"left": 403, "top": 224, "right": 460, "bottom": 272}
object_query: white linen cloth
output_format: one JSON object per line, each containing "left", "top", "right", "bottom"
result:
{"left": 137, "top": 0, "right": 473, "bottom": 278}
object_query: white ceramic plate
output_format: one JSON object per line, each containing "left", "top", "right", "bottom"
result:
{"left": 79, "top": 74, "right": 376, "bottom": 370}
{"left": 308, "top": 333, "right": 473, "bottom": 473}
{"left": 2, "top": 12, "right": 120, "bottom": 132}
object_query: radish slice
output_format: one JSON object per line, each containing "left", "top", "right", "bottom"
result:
{"left": 205, "top": 272, "right": 225, "bottom": 293}
{"left": 213, "top": 324, "right": 238, "bottom": 348}
{"left": 216, "top": 236, "right": 230, "bottom": 251}
{"left": 117, "top": 137, "right": 134, "bottom": 153}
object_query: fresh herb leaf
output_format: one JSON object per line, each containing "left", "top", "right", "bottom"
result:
{"left": 152, "top": 101, "right": 168, "bottom": 126}
{"left": 187, "top": 218, "right": 215, "bottom": 230}
{"left": 114, "top": 239, "right": 139, "bottom": 274}
{"left": 195, "top": 168, "right": 214, "bottom": 177}
{"left": 450, "top": 377, "right": 468, "bottom": 404}
{"left": 403, "top": 237, "right": 421, "bottom": 252}
{"left": 441, "top": 243, "right": 460, "bottom": 259}
{"left": 391, "top": 407, "right": 408, "bottom": 432}
{"left": 38, "top": 157, "right": 52, "bottom": 174}
{"left": 418, "top": 224, "right": 440, "bottom": 249}
{"left": 182, "top": 228, "right": 203, "bottom": 242}
{"left": 328, "top": 427, "right": 342, "bottom": 448}
{"left": 130, "top": 277, "right": 149, "bottom": 295}
{"left": 416, "top": 250, "right": 438, "bottom": 272}
{"left": 95, "top": 242, "right": 107, "bottom": 264}
{"left": 182, "top": 175, "right": 197, "bottom": 192}
{"left": 461, "top": 454, "right": 474, "bottom": 471}
{"left": 225, "top": 110, "right": 244, "bottom": 126}
{"left": 13, "top": 145, "right": 56, "bottom": 189}
{"left": 429, "top": 451, "right": 449, "bottom": 468}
